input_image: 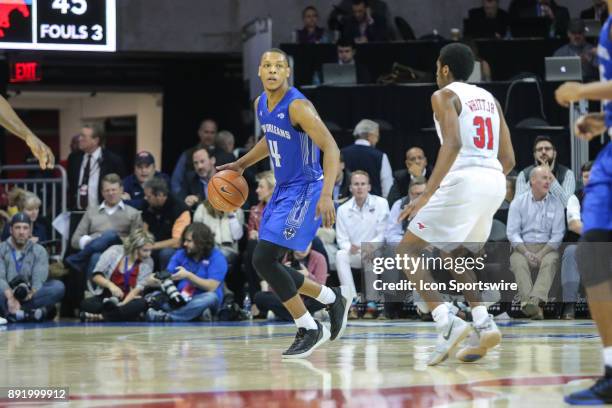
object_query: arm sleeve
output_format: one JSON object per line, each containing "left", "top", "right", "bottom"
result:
{"left": 136, "top": 258, "right": 154, "bottom": 290}
{"left": 549, "top": 175, "right": 574, "bottom": 207}
{"left": 566, "top": 195, "right": 581, "bottom": 223}
{"left": 192, "top": 204, "right": 204, "bottom": 224}
{"left": 171, "top": 211, "right": 191, "bottom": 241}
{"left": 170, "top": 152, "right": 187, "bottom": 195}
{"left": 31, "top": 246, "right": 49, "bottom": 291}
{"left": 380, "top": 154, "right": 393, "bottom": 198}
{"left": 335, "top": 207, "right": 351, "bottom": 251}
{"left": 199, "top": 251, "right": 228, "bottom": 284}
{"left": 93, "top": 246, "right": 118, "bottom": 279}
{"left": 515, "top": 171, "right": 529, "bottom": 198}
{"left": 506, "top": 198, "right": 524, "bottom": 247}
{"left": 385, "top": 200, "right": 404, "bottom": 243}
{"left": 166, "top": 250, "right": 181, "bottom": 273}
{"left": 548, "top": 202, "right": 566, "bottom": 249}
{"left": 372, "top": 199, "right": 390, "bottom": 243}
{"left": 229, "top": 210, "right": 244, "bottom": 241}
{"left": 71, "top": 212, "right": 91, "bottom": 250}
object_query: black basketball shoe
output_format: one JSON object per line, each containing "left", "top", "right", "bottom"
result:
{"left": 327, "top": 286, "right": 354, "bottom": 341}
{"left": 565, "top": 369, "right": 612, "bottom": 405}
{"left": 282, "top": 320, "right": 330, "bottom": 359}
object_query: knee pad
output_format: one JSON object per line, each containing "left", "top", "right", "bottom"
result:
{"left": 576, "top": 229, "right": 612, "bottom": 287}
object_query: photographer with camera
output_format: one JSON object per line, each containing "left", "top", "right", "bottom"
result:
{"left": 0, "top": 213, "right": 64, "bottom": 322}
{"left": 146, "top": 222, "right": 227, "bottom": 322}
{"left": 254, "top": 242, "right": 328, "bottom": 321}
{"left": 79, "top": 228, "right": 155, "bottom": 322}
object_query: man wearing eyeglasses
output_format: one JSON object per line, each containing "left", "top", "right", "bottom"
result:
{"left": 514, "top": 135, "right": 576, "bottom": 206}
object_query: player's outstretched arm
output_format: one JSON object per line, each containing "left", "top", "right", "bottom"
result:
{"left": 495, "top": 100, "right": 516, "bottom": 175}
{"left": 0, "top": 95, "right": 54, "bottom": 169}
{"left": 217, "top": 96, "right": 270, "bottom": 174}
{"left": 555, "top": 80, "right": 612, "bottom": 106}
{"left": 289, "top": 99, "right": 339, "bottom": 228}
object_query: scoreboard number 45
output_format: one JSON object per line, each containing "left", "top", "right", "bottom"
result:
{"left": 52, "top": 0, "right": 87, "bottom": 16}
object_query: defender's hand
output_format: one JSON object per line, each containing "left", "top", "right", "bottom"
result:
{"left": 26, "top": 134, "right": 55, "bottom": 170}
{"left": 575, "top": 113, "right": 606, "bottom": 141}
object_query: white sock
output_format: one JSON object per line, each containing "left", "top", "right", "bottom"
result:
{"left": 315, "top": 286, "right": 336, "bottom": 305}
{"left": 295, "top": 312, "right": 318, "bottom": 330}
{"left": 472, "top": 305, "right": 489, "bottom": 326}
{"left": 603, "top": 347, "right": 612, "bottom": 368}
{"left": 432, "top": 303, "right": 450, "bottom": 328}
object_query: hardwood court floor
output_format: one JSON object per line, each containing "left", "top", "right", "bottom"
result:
{"left": 0, "top": 319, "right": 606, "bottom": 407}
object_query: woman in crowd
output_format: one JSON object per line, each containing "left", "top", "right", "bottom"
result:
{"left": 80, "top": 228, "right": 155, "bottom": 322}
{"left": 1, "top": 191, "right": 50, "bottom": 243}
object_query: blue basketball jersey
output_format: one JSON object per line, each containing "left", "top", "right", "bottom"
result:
{"left": 599, "top": 16, "right": 612, "bottom": 127}
{"left": 257, "top": 87, "right": 323, "bottom": 186}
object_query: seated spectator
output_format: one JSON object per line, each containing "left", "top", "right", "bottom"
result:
{"left": 508, "top": 0, "right": 569, "bottom": 38}
{"left": 1, "top": 192, "right": 50, "bottom": 243}
{"left": 341, "top": 119, "right": 393, "bottom": 198}
{"left": 193, "top": 200, "right": 244, "bottom": 261}
{"left": 254, "top": 243, "right": 328, "bottom": 321}
{"left": 515, "top": 135, "right": 575, "bottom": 207}
{"left": 79, "top": 229, "right": 155, "bottom": 322}
{"left": 387, "top": 147, "right": 431, "bottom": 206}
{"left": 0, "top": 213, "right": 64, "bottom": 322}
{"left": 180, "top": 146, "right": 216, "bottom": 208}
{"left": 216, "top": 130, "right": 237, "bottom": 160}
{"left": 146, "top": 223, "right": 227, "bottom": 322}
{"left": 466, "top": 0, "right": 510, "bottom": 38}
{"left": 336, "top": 171, "right": 389, "bottom": 315}
{"left": 553, "top": 19, "right": 598, "bottom": 82}
{"left": 580, "top": 0, "right": 608, "bottom": 24}
{"left": 245, "top": 171, "right": 276, "bottom": 302}
{"left": 561, "top": 161, "right": 592, "bottom": 319}
{"left": 334, "top": 153, "right": 352, "bottom": 207}
{"left": 313, "top": 38, "right": 371, "bottom": 84}
{"left": 171, "top": 119, "right": 234, "bottom": 195}
{"left": 66, "top": 174, "right": 143, "bottom": 282}
{"left": 342, "top": 0, "right": 391, "bottom": 43}
{"left": 122, "top": 151, "right": 170, "bottom": 211}
{"left": 296, "top": 6, "right": 329, "bottom": 44}
{"left": 142, "top": 177, "right": 191, "bottom": 271}
{"left": 507, "top": 166, "right": 565, "bottom": 319}
{"left": 385, "top": 176, "right": 426, "bottom": 243}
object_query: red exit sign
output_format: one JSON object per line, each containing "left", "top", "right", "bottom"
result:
{"left": 10, "top": 61, "right": 42, "bottom": 83}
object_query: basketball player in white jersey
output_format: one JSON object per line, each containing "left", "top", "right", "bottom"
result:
{"left": 398, "top": 43, "right": 516, "bottom": 366}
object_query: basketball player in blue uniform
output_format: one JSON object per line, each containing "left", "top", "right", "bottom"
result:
{"left": 218, "top": 49, "right": 353, "bottom": 358}
{"left": 555, "top": 2, "right": 612, "bottom": 403}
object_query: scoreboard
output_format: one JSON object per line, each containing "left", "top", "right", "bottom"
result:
{"left": 0, "top": 0, "right": 116, "bottom": 51}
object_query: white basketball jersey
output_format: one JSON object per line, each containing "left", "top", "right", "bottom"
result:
{"left": 434, "top": 81, "right": 503, "bottom": 173}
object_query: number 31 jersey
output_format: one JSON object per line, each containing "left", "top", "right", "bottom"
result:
{"left": 433, "top": 81, "right": 503, "bottom": 173}
{"left": 257, "top": 87, "right": 323, "bottom": 187}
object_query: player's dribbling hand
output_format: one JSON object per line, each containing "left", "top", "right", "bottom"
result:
{"left": 575, "top": 113, "right": 606, "bottom": 141}
{"left": 26, "top": 134, "right": 55, "bottom": 170}
{"left": 398, "top": 194, "right": 429, "bottom": 222}
{"left": 555, "top": 82, "right": 582, "bottom": 107}
{"left": 316, "top": 195, "right": 336, "bottom": 228}
{"left": 216, "top": 161, "right": 245, "bottom": 175}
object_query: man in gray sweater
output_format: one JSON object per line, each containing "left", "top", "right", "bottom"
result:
{"left": 0, "top": 213, "right": 64, "bottom": 322}
{"left": 65, "top": 174, "right": 142, "bottom": 280}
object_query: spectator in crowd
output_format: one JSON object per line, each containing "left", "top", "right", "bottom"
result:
{"left": 466, "top": 0, "right": 510, "bottom": 38}
{"left": 296, "top": 5, "right": 329, "bottom": 44}
{"left": 341, "top": 119, "right": 393, "bottom": 198}
{"left": 507, "top": 166, "right": 565, "bottom": 319}
{"left": 1, "top": 192, "right": 49, "bottom": 243}
{"left": 216, "top": 130, "right": 237, "bottom": 159}
{"left": 67, "top": 124, "right": 126, "bottom": 210}
{"left": 171, "top": 119, "right": 234, "bottom": 195}
{"left": 146, "top": 223, "right": 227, "bottom": 322}
{"left": 0, "top": 213, "right": 64, "bottom": 322}
{"left": 66, "top": 174, "right": 143, "bottom": 282}
{"left": 254, "top": 243, "right": 328, "bottom": 321}
{"left": 244, "top": 171, "right": 275, "bottom": 303}
{"left": 333, "top": 153, "right": 352, "bottom": 207}
{"left": 553, "top": 19, "right": 599, "bottom": 82}
{"left": 122, "top": 151, "right": 170, "bottom": 211}
{"left": 336, "top": 171, "right": 389, "bottom": 315}
{"left": 79, "top": 228, "right": 154, "bottom": 322}
{"left": 561, "top": 161, "right": 592, "bottom": 320}
{"left": 387, "top": 147, "right": 431, "bottom": 206}
{"left": 180, "top": 146, "right": 216, "bottom": 208}
{"left": 515, "top": 135, "right": 575, "bottom": 206}
{"left": 341, "top": 0, "right": 392, "bottom": 43}
{"left": 142, "top": 177, "right": 191, "bottom": 271}
{"left": 313, "top": 38, "right": 371, "bottom": 85}
{"left": 385, "top": 176, "right": 427, "bottom": 244}
{"left": 580, "top": 0, "right": 608, "bottom": 23}
{"left": 494, "top": 175, "right": 517, "bottom": 226}
{"left": 508, "top": 0, "right": 570, "bottom": 38}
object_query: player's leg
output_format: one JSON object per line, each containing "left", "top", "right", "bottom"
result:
{"left": 398, "top": 231, "right": 471, "bottom": 366}
{"left": 252, "top": 239, "right": 330, "bottom": 358}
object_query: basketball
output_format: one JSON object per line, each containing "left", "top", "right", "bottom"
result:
{"left": 207, "top": 170, "right": 248, "bottom": 212}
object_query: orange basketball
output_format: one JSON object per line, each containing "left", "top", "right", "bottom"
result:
{"left": 207, "top": 170, "right": 248, "bottom": 212}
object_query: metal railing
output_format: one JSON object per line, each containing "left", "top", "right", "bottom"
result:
{"left": 0, "top": 164, "right": 68, "bottom": 256}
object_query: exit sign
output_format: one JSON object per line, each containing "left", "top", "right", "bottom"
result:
{"left": 10, "top": 61, "right": 41, "bottom": 83}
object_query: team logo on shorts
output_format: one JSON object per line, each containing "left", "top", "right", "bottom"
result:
{"left": 283, "top": 227, "right": 297, "bottom": 240}
{"left": 417, "top": 222, "right": 427, "bottom": 230}
{"left": 277, "top": 112, "right": 285, "bottom": 119}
